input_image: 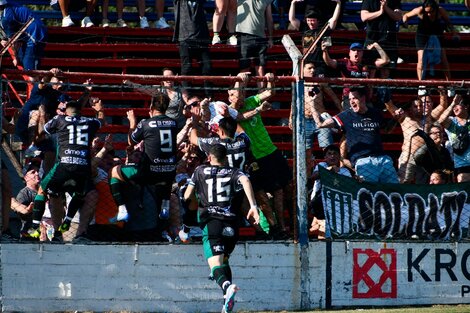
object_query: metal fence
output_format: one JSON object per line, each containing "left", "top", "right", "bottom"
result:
{"left": 2, "top": 71, "right": 470, "bottom": 244}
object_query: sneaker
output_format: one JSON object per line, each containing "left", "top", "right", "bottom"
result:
{"left": 81, "top": 16, "right": 94, "bottom": 27}
{"left": 140, "top": 16, "right": 149, "bottom": 29}
{"left": 51, "top": 231, "right": 63, "bottom": 243}
{"left": 109, "top": 210, "right": 129, "bottom": 223}
{"left": 117, "top": 19, "right": 128, "bottom": 28}
{"left": 1, "top": 229, "right": 18, "bottom": 241}
{"left": 223, "top": 284, "right": 239, "bottom": 313}
{"left": 20, "top": 230, "right": 37, "bottom": 241}
{"left": 212, "top": 34, "right": 222, "bottom": 45}
{"left": 227, "top": 35, "right": 237, "bottom": 46}
{"left": 24, "top": 144, "right": 40, "bottom": 158}
{"left": 58, "top": 220, "right": 71, "bottom": 233}
{"left": 159, "top": 200, "right": 170, "bottom": 219}
{"left": 178, "top": 229, "right": 190, "bottom": 243}
{"left": 62, "top": 15, "right": 74, "bottom": 27}
{"left": 159, "top": 208, "right": 169, "bottom": 220}
{"left": 162, "top": 231, "right": 173, "bottom": 242}
{"left": 102, "top": 18, "right": 110, "bottom": 27}
{"left": 155, "top": 17, "right": 170, "bottom": 29}
{"left": 72, "top": 234, "right": 92, "bottom": 243}
{"left": 27, "top": 227, "right": 41, "bottom": 239}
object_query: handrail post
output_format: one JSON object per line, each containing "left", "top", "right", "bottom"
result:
{"left": 283, "top": 34, "right": 309, "bottom": 309}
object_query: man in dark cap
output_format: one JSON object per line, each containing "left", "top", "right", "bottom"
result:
{"left": 288, "top": 0, "right": 341, "bottom": 76}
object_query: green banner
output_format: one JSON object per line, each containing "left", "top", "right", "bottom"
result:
{"left": 319, "top": 167, "right": 470, "bottom": 240}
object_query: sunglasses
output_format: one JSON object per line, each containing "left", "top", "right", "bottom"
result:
{"left": 187, "top": 101, "right": 200, "bottom": 107}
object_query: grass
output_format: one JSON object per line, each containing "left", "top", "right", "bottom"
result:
{"left": 240, "top": 305, "right": 470, "bottom": 313}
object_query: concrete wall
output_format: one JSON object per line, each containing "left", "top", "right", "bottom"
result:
{"left": 1, "top": 242, "right": 321, "bottom": 312}
{"left": 2, "top": 241, "right": 470, "bottom": 312}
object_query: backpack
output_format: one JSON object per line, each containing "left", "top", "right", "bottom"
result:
{"left": 412, "top": 129, "right": 443, "bottom": 174}
{"left": 451, "top": 122, "right": 470, "bottom": 156}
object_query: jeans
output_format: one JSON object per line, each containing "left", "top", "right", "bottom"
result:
{"left": 178, "top": 40, "right": 212, "bottom": 97}
{"left": 355, "top": 155, "right": 399, "bottom": 184}
{"left": 305, "top": 118, "right": 333, "bottom": 149}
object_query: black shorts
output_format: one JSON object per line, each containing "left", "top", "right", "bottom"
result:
{"left": 121, "top": 164, "right": 175, "bottom": 199}
{"left": 202, "top": 218, "right": 239, "bottom": 260}
{"left": 238, "top": 33, "right": 268, "bottom": 70}
{"left": 41, "top": 163, "right": 91, "bottom": 196}
{"left": 249, "top": 149, "right": 292, "bottom": 193}
{"left": 415, "top": 33, "right": 444, "bottom": 50}
{"left": 52, "top": 0, "right": 87, "bottom": 12}
{"left": 455, "top": 166, "right": 470, "bottom": 175}
{"left": 121, "top": 164, "right": 175, "bottom": 185}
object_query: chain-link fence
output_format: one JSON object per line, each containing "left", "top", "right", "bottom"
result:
{"left": 2, "top": 72, "right": 470, "bottom": 243}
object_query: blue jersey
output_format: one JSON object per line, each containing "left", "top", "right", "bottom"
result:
{"left": 0, "top": 4, "right": 47, "bottom": 46}
{"left": 333, "top": 107, "right": 384, "bottom": 164}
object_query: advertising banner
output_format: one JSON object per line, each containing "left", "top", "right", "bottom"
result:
{"left": 330, "top": 242, "right": 470, "bottom": 306}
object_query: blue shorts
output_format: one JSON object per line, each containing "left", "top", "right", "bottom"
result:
{"left": 355, "top": 155, "right": 399, "bottom": 184}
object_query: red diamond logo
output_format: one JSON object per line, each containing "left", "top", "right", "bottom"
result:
{"left": 353, "top": 248, "right": 397, "bottom": 298}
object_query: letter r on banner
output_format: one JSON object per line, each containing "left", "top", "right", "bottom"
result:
{"left": 353, "top": 248, "right": 397, "bottom": 298}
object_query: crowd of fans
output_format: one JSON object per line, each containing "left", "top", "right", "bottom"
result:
{"left": 0, "top": 0, "right": 469, "bottom": 243}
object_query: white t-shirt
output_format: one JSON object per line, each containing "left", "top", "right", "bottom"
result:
{"left": 311, "top": 162, "right": 352, "bottom": 200}
{"left": 209, "top": 101, "right": 238, "bottom": 125}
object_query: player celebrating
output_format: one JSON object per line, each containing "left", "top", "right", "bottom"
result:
{"left": 109, "top": 94, "right": 178, "bottom": 238}
{"left": 28, "top": 100, "right": 101, "bottom": 239}
{"left": 184, "top": 144, "right": 260, "bottom": 313}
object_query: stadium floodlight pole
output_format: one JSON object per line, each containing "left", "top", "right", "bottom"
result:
{"left": 283, "top": 34, "right": 310, "bottom": 310}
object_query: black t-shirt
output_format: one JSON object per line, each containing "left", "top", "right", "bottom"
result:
{"left": 361, "top": 0, "right": 401, "bottom": 44}
{"left": 173, "top": 0, "right": 210, "bottom": 42}
{"left": 130, "top": 115, "right": 177, "bottom": 173}
{"left": 190, "top": 165, "right": 246, "bottom": 224}
{"left": 301, "top": 26, "right": 326, "bottom": 72}
{"left": 44, "top": 115, "right": 101, "bottom": 167}
{"left": 198, "top": 133, "right": 251, "bottom": 170}
{"left": 25, "top": 84, "right": 62, "bottom": 117}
